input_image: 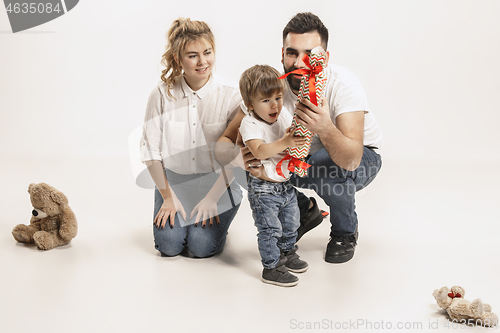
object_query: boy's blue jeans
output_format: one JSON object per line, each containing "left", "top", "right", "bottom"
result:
{"left": 247, "top": 176, "right": 300, "bottom": 269}
{"left": 153, "top": 168, "right": 242, "bottom": 258}
{"left": 291, "top": 146, "right": 382, "bottom": 237}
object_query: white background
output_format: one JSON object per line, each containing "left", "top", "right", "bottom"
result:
{"left": 1, "top": 1, "right": 500, "bottom": 333}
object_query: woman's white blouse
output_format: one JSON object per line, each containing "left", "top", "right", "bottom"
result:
{"left": 140, "top": 75, "right": 241, "bottom": 174}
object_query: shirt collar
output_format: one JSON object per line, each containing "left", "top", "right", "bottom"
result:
{"left": 180, "top": 74, "right": 213, "bottom": 99}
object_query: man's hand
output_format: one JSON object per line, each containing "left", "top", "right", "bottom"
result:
{"left": 294, "top": 96, "right": 366, "bottom": 171}
{"left": 294, "top": 97, "right": 333, "bottom": 135}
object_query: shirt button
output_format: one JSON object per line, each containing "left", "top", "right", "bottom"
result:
{"left": 193, "top": 141, "right": 195, "bottom": 144}
{"left": 192, "top": 158, "right": 195, "bottom": 160}
{"left": 192, "top": 105, "right": 196, "bottom": 108}
{"left": 193, "top": 123, "right": 196, "bottom": 126}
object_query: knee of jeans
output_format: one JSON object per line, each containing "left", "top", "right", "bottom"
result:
{"left": 154, "top": 241, "right": 184, "bottom": 257}
{"left": 187, "top": 233, "right": 209, "bottom": 257}
{"left": 257, "top": 226, "right": 282, "bottom": 240}
{"left": 157, "top": 246, "right": 183, "bottom": 257}
{"left": 154, "top": 229, "right": 185, "bottom": 256}
{"left": 188, "top": 244, "right": 216, "bottom": 258}
{"left": 185, "top": 230, "right": 221, "bottom": 258}
{"left": 188, "top": 237, "right": 225, "bottom": 258}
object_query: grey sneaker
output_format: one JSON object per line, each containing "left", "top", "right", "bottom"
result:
{"left": 262, "top": 261, "right": 299, "bottom": 287}
{"left": 282, "top": 246, "right": 308, "bottom": 273}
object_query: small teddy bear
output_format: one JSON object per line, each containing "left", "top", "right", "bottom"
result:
{"left": 433, "top": 286, "right": 498, "bottom": 327}
{"left": 12, "top": 183, "right": 78, "bottom": 250}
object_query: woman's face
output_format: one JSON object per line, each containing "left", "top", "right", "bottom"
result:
{"left": 179, "top": 39, "right": 214, "bottom": 90}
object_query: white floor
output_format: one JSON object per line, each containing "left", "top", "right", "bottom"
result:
{"left": 1, "top": 154, "right": 499, "bottom": 333}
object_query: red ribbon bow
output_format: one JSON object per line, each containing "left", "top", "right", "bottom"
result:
{"left": 276, "top": 154, "right": 311, "bottom": 178}
{"left": 278, "top": 54, "right": 324, "bottom": 106}
{"left": 448, "top": 292, "right": 462, "bottom": 299}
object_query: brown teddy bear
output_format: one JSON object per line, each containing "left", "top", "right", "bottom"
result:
{"left": 433, "top": 286, "right": 498, "bottom": 327}
{"left": 12, "top": 183, "right": 78, "bottom": 250}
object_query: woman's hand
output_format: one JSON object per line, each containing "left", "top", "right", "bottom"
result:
{"left": 154, "top": 193, "right": 186, "bottom": 229}
{"left": 190, "top": 195, "right": 220, "bottom": 228}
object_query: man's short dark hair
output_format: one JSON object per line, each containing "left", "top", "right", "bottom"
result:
{"left": 283, "top": 12, "right": 328, "bottom": 49}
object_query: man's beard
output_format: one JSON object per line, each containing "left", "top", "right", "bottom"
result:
{"left": 284, "top": 65, "right": 302, "bottom": 92}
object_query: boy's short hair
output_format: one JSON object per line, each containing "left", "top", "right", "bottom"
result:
{"left": 283, "top": 12, "right": 328, "bottom": 50}
{"left": 239, "top": 65, "right": 284, "bottom": 109}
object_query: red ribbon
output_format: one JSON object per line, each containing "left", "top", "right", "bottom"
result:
{"left": 278, "top": 54, "right": 324, "bottom": 106}
{"left": 276, "top": 154, "right": 311, "bottom": 178}
{"left": 448, "top": 292, "right": 462, "bottom": 299}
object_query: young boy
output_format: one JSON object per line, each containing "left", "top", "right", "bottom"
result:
{"left": 239, "top": 65, "right": 308, "bottom": 287}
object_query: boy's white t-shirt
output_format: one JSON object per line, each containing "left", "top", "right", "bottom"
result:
{"left": 239, "top": 107, "right": 293, "bottom": 182}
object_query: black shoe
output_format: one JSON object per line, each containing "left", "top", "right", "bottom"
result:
{"left": 324, "top": 230, "right": 358, "bottom": 264}
{"left": 282, "top": 246, "right": 308, "bottom": 273}
{"left": 296, "top": 197, "right": 323, "bottom": 241}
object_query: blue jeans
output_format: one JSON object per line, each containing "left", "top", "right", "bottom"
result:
{"left": 291, "top": 147, "right": 382, "bottom": 237}
{"left": 247, "top": 176, "right": 300, "bottom": 269}
{"left": 153, "top": 169, "right": 242, "bottom": 258}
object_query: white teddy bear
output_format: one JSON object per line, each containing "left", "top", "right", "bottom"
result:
{"left": 433, "top": 286, "right": 498, "bottom": 327}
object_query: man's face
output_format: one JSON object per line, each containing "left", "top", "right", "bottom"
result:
{"left": 282, "top": 31, "right": 328, "bottom": 94}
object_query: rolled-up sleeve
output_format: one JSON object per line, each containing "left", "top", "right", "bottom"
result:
{"left": 140, "top": 86, "right": 163, "bottom": 162}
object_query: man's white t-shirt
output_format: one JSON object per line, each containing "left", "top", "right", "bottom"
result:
{"left": 239, "top": 108, "right": 293, "bottom": 182}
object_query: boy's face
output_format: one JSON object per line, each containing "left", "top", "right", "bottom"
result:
{"left": 282, "top": 31, "right": 328, "bottom": 94}
{"left": 250, "top": 92, "right": 283, "bottom": 124}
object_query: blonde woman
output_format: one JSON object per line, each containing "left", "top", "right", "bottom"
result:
{"left": 140, "top": 18, "right": 243, "bottom": 257}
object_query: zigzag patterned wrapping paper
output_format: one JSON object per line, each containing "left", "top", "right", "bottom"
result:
{"left": 279, "top": 46, "right": 327, "bottom": 177}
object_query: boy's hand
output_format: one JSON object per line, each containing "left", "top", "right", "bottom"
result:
{"left": 282, "top": 126, "right": 308, "bottom": 149}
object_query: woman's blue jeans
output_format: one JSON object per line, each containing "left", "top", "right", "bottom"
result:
{"left": 153, "top": 169, "right": 242, "bottom": 258}
{"left": 290, "top": 147, "right": 382, "bottom": 237}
